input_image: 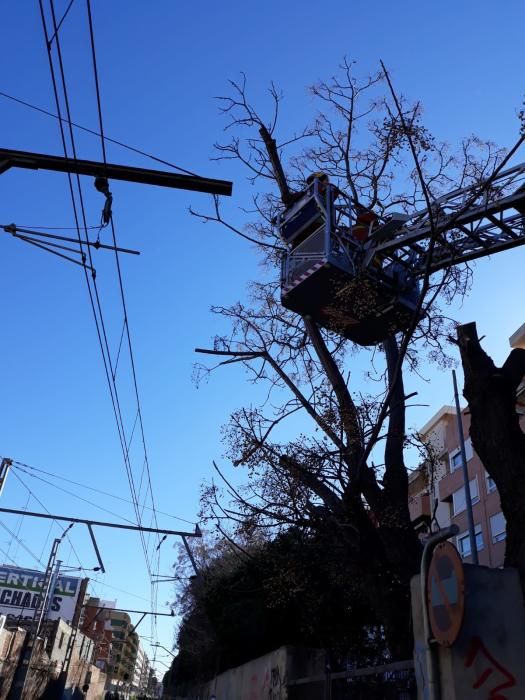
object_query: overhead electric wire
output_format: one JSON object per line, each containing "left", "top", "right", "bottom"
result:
{"left": 15, "top": 224, "right": 100, "bottom": 230}
{"left": 82, "top": 0, "right": 159, "bottom": 573}
{"left": 5, "top": 490, "right": 31, "bottom": 564}
{"left": 86, "top": 0, "right": 162, "bottom": 569}
{"left": 0, "top": 545, "right": 18, "bottom": 567}
{"left": 10, "top": 231, "right": 92, "bottom": 270}
{"left": 39, "top": 0, "right": 153, "bottom": 579}
{"left": 47, "top": 0, "right": 76, "bottom": 46}
{"left": 0, "top": 90, "right": 198, "bottom": 176}
{"left": 0, "top": 521, "right": 44, "bottom": 568}
{"left": 2, "top": 224, "right": 141, "bottom": 255}
{"left": 11, "top": 460, "right": 196, "bottom": 525}
{"left": 37, "top": 3, "right": 182, "bottom": 642}
{"left": 10, "top": 468, "right": 90, "bottom": 574}
{"left": 12, "top": 463, "right": 138, "bottom": 526}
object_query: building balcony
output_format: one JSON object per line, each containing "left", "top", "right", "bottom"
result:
{"left": 409, "top": 493, "right": 431, "bottom": 526}
{"left": 517, "top": 381, "right": 525, "bottom": 415}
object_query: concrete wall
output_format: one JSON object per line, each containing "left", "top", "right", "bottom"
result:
{"left": 0, "top": 626, "right": 26, "bottom": 699}
{"left": 0, "top": 618, "right": 106, "bottom": 699}
{"left": 175, "top": 646, "right": 326, "bottom": 700}
{"left": 412, "top": 564, "right": 525, "bottom": 699}
{"left": 62, "top": 662, "right": 107, "bottom": 700}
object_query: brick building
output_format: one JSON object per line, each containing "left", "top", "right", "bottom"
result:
{"left": 409, "top": 322, "right": 525, "bottom": 566}
{"left": 81, "top": 597, "right": 116, "bottom": 672}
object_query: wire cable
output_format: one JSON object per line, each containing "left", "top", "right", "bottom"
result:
{"left": 12, "top": 460, "right": 196, "bottom": 525}
{"left": 5, "top": 490, "right": 31, "bottom": 564}
{"left": 86, "top": 0, "right": 162, "bottom": 573}
{"left": 0, "top": 521, "right": 44, "bottom": 568}
{"left": 47, "top": 0, "right": 76, "bottom": 46}
{"left": 10, "top": 468, "right": 90, "bottom": 574}
{"left": 40, "top": 0, "right": 153, "bottom": 579}
{"left": 12, "top": 464, "right": 138, "bottom": 525}
{"left": 0, "top": 89, "right": 198, "bottom": 176}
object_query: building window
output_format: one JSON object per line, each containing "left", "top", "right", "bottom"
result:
{"left": 485, "top": 471, "right": 497, "bottom": 494}
{"left": 490, "top": 512, "right": 506, "bottom": 543}
{"left": 58, "top": 632, "right": 65, "bottom": 650}
{"left": 457, "top": 524, "right": 484, "bottom": 558}
{"left": 449, "top": 439, "right": 473, "bottom": 473}
{"left": 452, "top": 477, "right": 479, "bottom": 515}
{"left": 450, "top": 451, "right": 462, "bottom": 472}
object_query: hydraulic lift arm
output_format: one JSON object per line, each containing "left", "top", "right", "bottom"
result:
{"left": 367, "top": 161, "right": 525, "bottom": 277}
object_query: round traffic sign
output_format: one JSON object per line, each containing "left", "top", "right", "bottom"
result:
{"left": 427, "top": 540, "right": 465, "bottom": 646}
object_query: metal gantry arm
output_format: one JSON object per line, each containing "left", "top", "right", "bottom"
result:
{"left": 0, "top": 147, "right": 233, "bottom": 196}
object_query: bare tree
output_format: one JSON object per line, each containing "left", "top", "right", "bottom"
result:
{"left": 191, "top": 62, "right": 512, "bottom": 657}
{"left": 457, "top": 323, "right": 525, "bottom": 585}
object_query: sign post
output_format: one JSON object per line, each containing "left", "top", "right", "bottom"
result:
{"left": 427, "top": 540, "right": 465, "bottom": 647}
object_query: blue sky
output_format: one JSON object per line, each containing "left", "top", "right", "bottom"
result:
{"left": 1, "top": 0, "right": 525, "bottom": 677}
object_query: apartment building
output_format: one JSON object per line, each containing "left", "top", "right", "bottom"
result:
{"left": 409, "top": 322, "right": 525, "bottom": 565}
{"left": 81, "top": 597, "right": 116, "bottom": 672}
{"left": 109, "top": 611, "right": 139, "bottom": 683}
{"left": 133, "top": 642, "right": 151, "bottom": 694}
{"left": 410, "top": 405, "right": 506, "bottom": 566}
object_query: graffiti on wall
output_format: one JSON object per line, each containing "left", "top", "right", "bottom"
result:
{"left": 248, "top": 664, "right": 284, "bottom": 700}
{"left": 464, "top": 636, "right": 516, "bottom": 699}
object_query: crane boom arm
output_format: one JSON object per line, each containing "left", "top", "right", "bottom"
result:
{"left": 366, "top": 161, "right": 525, "bottom": 276}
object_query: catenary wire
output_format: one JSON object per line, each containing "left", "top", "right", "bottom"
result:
{"left": 0, "top": 521, "right": 45, "bottom": 568}
{"left": 12, "top": 464, "right": 138, "bottom": 525}
{"left": 40, "top": 0, "right": 153, "bottom": 578}
{"left": 10, "top": 468, "right": 90, "bottom": 574}
{"left": 86, "top": 0, "right": 162, "bottom": 571}
{"left": 12, "top": 460, "right": 196, "bottom": 525}
{"left": 0, "top": 90, "right": 198, "bottom": 176}
{"left": 80, "top": 0, "right": 157, "bottom": 571}
{"left": 5, "top": 490, "right": 31, "bottom": 564}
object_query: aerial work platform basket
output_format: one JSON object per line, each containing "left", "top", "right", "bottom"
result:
{"left": 279, "top": 176, "right": 419, "bottom": 345}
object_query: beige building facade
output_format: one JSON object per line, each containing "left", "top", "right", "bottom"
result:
{"left": 409, "top": 323, "right": 525, "bottom": 566}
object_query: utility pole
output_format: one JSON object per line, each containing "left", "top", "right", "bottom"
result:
{"left": 0, "top": 510, "right": 200, "bottom": 698}
{"left": 7, "top": 538, "right": 62, "bottom": 700}
{"left": 452, "top": 369, "right": 479, "bottom": 565}
{"left": 0, "top": 458, "right": 12, "bottom": 496}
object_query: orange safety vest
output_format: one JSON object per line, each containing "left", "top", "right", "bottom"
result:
{"left": 352, "top": 210, "right": 378, "bottom": 242}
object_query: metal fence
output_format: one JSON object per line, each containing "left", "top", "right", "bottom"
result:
{"left": 288, "top": 659, "right": 416, "bottom": 700}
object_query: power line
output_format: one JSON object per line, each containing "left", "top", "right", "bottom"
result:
{"left": 11, "top": 460, "right": 196, "bottom": 525}
{"left": 4, "top": 490, "right": 31, "bottom": 565}
{"left": 0, "top": 90, "right": 198, "bottom": 176}
{"left": 0, "top": 545, "right": 18, "bottom": 566}
{"left": 39, "top": 0, "right": 153, "bottom": 580}
{"left": 12, "top": 464, "right": 138, "bottom": 526}
{"left": 10, "top": 468, "right": 89, "bottom": 574}
{"left": 85, "top": 0, "right": 161, "bottom": 574}
{"left": 47, "top": 0, "right": 76, "bottom": 47}
{"left": 0, "top": 521, "right": 44, "bottom": 568}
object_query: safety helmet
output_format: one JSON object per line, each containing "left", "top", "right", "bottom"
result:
{"left": 306, "top": 172, "right": 329, "bottom": 186}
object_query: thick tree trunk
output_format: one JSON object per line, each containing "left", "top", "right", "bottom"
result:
{"left": 349, "top": 336, "right": 421, "bottom": 659}
{"left": 457, "top": 322, "right": 525, "bottom": 589}
{"left": 341, "top": 507, "right": 415, "bottom": 660}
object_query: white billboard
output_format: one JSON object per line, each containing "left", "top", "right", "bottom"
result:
{"left": 0, "top": 565, "right": 84, "bottom": 624}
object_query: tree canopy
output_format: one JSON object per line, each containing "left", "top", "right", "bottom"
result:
{"left": 173, "top": 60, "right": 525, "bottom": 676}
